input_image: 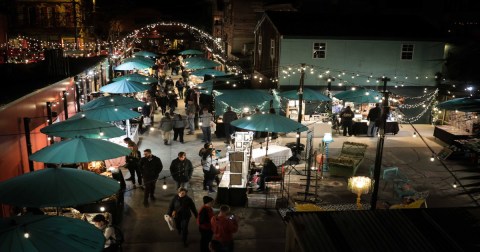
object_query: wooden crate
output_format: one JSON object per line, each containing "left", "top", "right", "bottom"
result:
{"left": 229, "top": 152, "right": 244, "bottom": 162}
{"left": 230, "top": 173, "right": 243, "bottom": 186}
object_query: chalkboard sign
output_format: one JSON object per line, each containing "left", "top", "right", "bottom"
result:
{"left": 437, "top": 147, "right": 454, "bottom": 160}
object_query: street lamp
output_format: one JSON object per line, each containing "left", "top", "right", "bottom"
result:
{"left": 322, "top": 133, "right": 333, "bottom": 172}
{"left": 348, "top": 176, "right": 372, "bottom": 209}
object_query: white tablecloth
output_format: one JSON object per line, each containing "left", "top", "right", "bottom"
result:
{"left": 218, "top": 145, "right": 293, "bottom": 168}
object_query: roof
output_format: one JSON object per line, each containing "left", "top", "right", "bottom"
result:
{"left": 264, "top": 11, "right": 445, "bottom": 41}
{"left": 286, "top": 208, "right": 480, "bottom": 252}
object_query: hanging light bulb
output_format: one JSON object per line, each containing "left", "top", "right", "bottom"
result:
{"left": 162, "top": 179, "right": 167, "bottom": 190}
{"left": 99, "top": 130, "right": 104, "bottom": 136}
{"left": 413, "top": 132, "right": 417, "bottom": 137}
{"left": 198, "top": 121, "right": 203, "bottom": 126}
{"left": 150, "top": 127, "right": 155, "bottom": 131}
{"left": 452, "top": 181, "right": 457, "bottom": 188}
{"left": 24, "top": 232, "right": 30, "bottom": 238}
{"left": 430, "top": 154, "right": 435, "bottom": 162}
{"left": 296, "top": 133, "right": 300, "bottom": 138}
{"left": 99, "top": 206, "right": 106, "bottom": 212}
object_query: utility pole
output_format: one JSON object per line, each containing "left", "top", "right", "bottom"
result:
{"left": 371, "top": 76, "right": 390, "bottom": 210}
{"left": 296, "top": 63, "right": 305, "bottom": 155}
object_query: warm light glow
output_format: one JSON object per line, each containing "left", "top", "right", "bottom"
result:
{"left": 100, "top": 206, "right": 106, "bottom": 212}
{"left": 348, "top": 176, "right": 372, "bottom": 195}
{"left": 24, "top": 232, "right": 30, "bottom": 238}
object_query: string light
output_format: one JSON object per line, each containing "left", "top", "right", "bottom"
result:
{"left": 430, "top": 154, "right": 435, "bottom": 162}
{"left": 162, "top": 178, "right": 167, "bottom": 190}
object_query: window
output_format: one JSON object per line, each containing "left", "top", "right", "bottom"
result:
{"left": 270, "top": 39, "right": 275, "bottom": 59}
{"left": 313, "top": 42, "right": 326, "bottom": 59}
{"left": 258, "top": 35, "right": 262, "bottom": 55}
{"left": 401, "top": 44, "right": 414, "bottom": 60}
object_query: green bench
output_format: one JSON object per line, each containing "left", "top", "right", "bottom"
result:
{"left": 327, "top": 142, "right": 368, "bottom": 177}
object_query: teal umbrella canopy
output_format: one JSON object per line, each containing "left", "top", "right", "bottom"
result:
{"left": 0, "top": 167, "right": 120, "bottom": 207}
{"left": 40, "top": 117, "right": 124, "bottom": 139}
{"left": 134, "top": 50, "right": 158, "bottom": 57}
{"left": 100, "top": 79, "right": 150, "bottom": 94}
{"left": 81, "top": 95, "right": 145, "bottom": 110}
{"left": 231, "top": 114, "right": 308, "bottom": 133}
{"left": 214, "top": 89, "right": 280, "bottom": 116}
{"left": 112, "top": 73, "right": 157, "bottom": 84}
{"left": 191, "top": 69, "right": 227, "bottom": 77}
{"left": 196, "top": 80, "right": 214, "bottom": 91}
{"left": 114, "top": 61, "right": 151, "bottom": 71}
{"left": 334, "top": 89, "right": 382, "bottom": 103}
{"left": 179, "top": 49, "right": 204, "bottom": 55}
{"left": 29, "top": 137, "right": 131, "bottom": 163}
{"left": 0, "top": 215, "right": 104, "bottom": 252}
{"left": 184, "top": 57, "right": 221, "bottom": 70}
{"left": 70, "top": 105, "right": 141, "bottom": 122}
{"left": 437, "top": 97, "right": 480, "bottom": 112}
{"left": 123, "top": 56, "right": 155, "bottom": 66}
{"left": 279, "top": 88, "right": 331, "bottom": 102}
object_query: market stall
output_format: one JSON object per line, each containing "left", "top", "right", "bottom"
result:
{"left": 433, "top": 110, "right": 478, "bottom": 145}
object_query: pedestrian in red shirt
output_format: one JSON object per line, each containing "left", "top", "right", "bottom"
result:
{"left": 211, "top": 205, "right": 238, "bottom": 252}
{"left": 197, "top": 196, "right": 215, "bottom": 252}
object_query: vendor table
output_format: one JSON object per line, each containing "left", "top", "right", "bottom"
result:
{"left": 218, "top": 145, "right": 293, "bottom": 167}
{"left": 352, "top": 121, "right": 399, "bottom": 135}
{"left": 216, "top": 171, "right": 248, "bottom": 206}
{"left": 453, "top": 138, "right": 480, "bottom": 166}
{"left": 434, "top": 125, "right": 473, "bottom": 145}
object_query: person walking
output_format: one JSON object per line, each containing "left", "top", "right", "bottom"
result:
{"left": 211, "top": 205, "right": 238, "bottom": 252}
{"left": 202, "top": 148, "right": 220, "bottom": 193}
{"left": 168, "top": 91, "right": 178, "bottom": 114}
{"left": 169, "top": 152, "right": 193, "bottom": 189}
{"left": 340, "top": 106, "right": 354, "bottom": 136}
{"left": 159, "top": 112, "right": 174, "bottom": 145}
{"left": 139, "top": 149, "right": 163, "bottom": 207}
{"left": 156, "top": 91, "right": 168, "bottom": 115}
{"left": 125, "top": 142, "right": 142, "bottom": 189}
{"left": 141, "top": 97, "right": 154, "bottom": 133}
{"left": 199, "top": 107, "right": 214, "bottom": 143}
{"left": 175, "top": 78, "right": 185, "bottom": 99}
{"left": 186, "top": 100, "right": 196, "bottom": 135}
{"left": 367, "top": 103, "right": 381, "bottom": 137}
{"left": 167, "top": 187, "right": 198, "bottom": 248}
{"left": 173, "top": 113, "right": 187, "bottom": 143}
{"left": 222, "top": 106, "right": 238, "bottom": 144}
{"left": 198, "top": 196, "right": 215, "bottom": 252}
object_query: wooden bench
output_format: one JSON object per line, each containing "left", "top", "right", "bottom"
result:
{"left": 327, "top": 141, "right": 368, "bottom": 177}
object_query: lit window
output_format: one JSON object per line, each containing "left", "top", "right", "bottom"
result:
{"left": 313, "top": 42, "right": 326, "bottom": 59}
{"left": 401, "top": 44, "right": 414, "bottom": 60}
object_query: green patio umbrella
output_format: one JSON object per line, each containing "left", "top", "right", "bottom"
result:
{"left": 134, "top": 50, "right": 159, "bottom": 57}
{"left": 279, "top": 88, "right": 331, "bottom": 102}
{"left": 0, "top": 167, "right": 120, "bottom": 207}
{"left": 81, "top": 95, "right": 145, "bottom": 110}
{"left": 437, "top": 97, "right": 480, "bottom": 112}
{"left": 196, "top": 80, "right": 214, "bottom": 92}
{"left": 214, "top": 89, "right": 280, "bottom": 116}
{"left": 100, "top": 79, "right": 150, "bottom": 94}
{"left": 231, "top": 113, "right": 308, "bottom": 155}
{"left": 184, "top": 57, "right": 221, "bottom": 70}
{"left": 191, "top": 69, "right": 227, "bottom": 77}
{"left": 114, "top": 61, "right": 151, "bottom": 71}
{"left": 112, "top": 73, "right": 158, "bottom": 84}
{"left": 231, "top": 113, "right": 308, "bottom": 133}
{"left": 0, "top": 215, "right": 104, "bottom": 252}
{"left": 29, "top": 137, "right": 131, "bottom": 163}
{"left": 334, "top": 89, "right": 382, "bottom": 103}
{"left": 40, "top": 117, "right": 124, "bottom": 139}
{"left": 70, "top": 105, "right": 141, "bottom": 122}
{"left": 179, "top": 49, "right": 204, "bottom": 55}
{"left": 123, "top": 56, "right": 155, "bottom": 66}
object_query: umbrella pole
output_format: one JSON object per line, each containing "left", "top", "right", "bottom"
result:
{"left": 266, "top": 132, "right": 270, "bottom": 156}
{"left": 126, "top": 119, "right": 131, "bottom": 137}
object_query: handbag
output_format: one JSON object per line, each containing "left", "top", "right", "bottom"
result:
{"left": 209, "top": 164, "right": 220, "bottom": 175}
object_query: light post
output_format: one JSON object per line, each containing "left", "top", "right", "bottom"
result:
{"left": 322, "top": 133, "right": 333, "bottom": 172}
{"left": 348, "top": 176, "right": 372, "bottom": 209}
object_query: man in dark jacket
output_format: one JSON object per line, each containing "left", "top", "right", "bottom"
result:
{"left": 367, "top": 103, "right": 381, "bottom": 137}
{"left": 257, "top": 157, "right": 279, "bottom": 191}
{"left": 222, "top": 106, "right": 238, "bottom": 144}
{"left": 168, "top": 187, "right": 198, "bottom": 247}
{"left": 170, "top": 152, "right": 194, "bottom": 189}
{"left": 139, "top": 149, "right": 163, "bottom": 207}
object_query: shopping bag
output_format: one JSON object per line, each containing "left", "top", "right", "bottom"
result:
{"left": 143, "top": 117, "right": 152, "bottom": 126}
{"left": 210, "top": 121, "right": 216, "bottom": 132}
{"left": 164, "top": 214, "right": 175, "bottom": 231}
